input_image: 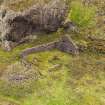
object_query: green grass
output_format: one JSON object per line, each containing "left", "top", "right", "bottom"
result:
{"left": 0, "top": 32, "right": 105, "bottom": 105}
{"left": 0, "top": 0, "right": 105, "bottom": 105}
{"left": 0, "top": 96, "right": 20, "bottom": 105}
{"left": 68, "top": 1, "right": 96, "bottom": 28}
{"left": 0, "top": 49, "right": 105, "bottom": 105}
{"left": 22, "top": 51, "right": 105, "bottom": 105}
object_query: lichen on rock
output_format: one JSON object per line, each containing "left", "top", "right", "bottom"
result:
{"left": 0, "top": 0, "right": 68, "bottom": 51}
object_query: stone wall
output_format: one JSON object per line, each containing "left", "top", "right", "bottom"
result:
{"left": 20, "top": 35, "right": 79, "bottom": 58}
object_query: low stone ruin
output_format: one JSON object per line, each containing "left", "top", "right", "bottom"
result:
{"left": 20, "top": 35, "right": 79, "bottom": 58}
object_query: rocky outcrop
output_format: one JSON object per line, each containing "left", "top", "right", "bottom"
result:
{"left": 0, "top": 9, "right": 34, "bottom": 42}
{"left": 20, "top": 35, "right": 79, "bottom": 58}
{"left": 0, "top": 0, "right": 67, "bottom": 43}
{"left": 0, "top": 0, "right": 68, "bottom": 51}
{"left": 56, "top": 35, "right": 79, "bottom": 54}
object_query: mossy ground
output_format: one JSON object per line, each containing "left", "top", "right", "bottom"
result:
{"left": 0, "top": 32, "right": 105, "bottom": 105}
{"left": 0, "top": 0, "right": 105, "bottom": 105}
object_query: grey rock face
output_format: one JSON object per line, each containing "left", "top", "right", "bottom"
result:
{"left": 0, "top": 0, "right": 67, "bottom": 50}
{"left": 0, "top": 10, "right": 33, "bottom": 42}
{"left": 0, "top": 0, "right": 67, "bottom": 42}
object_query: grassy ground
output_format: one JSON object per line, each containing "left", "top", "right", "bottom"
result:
{"left": 0, "top": 0, "right": 105, "bottom": 104}
{"left": 0, "top": 51, "right": 105, "bottom": 105}
{"left": 22, "top": 51, "right": 105, "bottom": 105}
{"left": 0, "top": 33, "right": 105, "bottom": 105}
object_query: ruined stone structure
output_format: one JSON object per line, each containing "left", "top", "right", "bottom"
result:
{"left": 20, "top": 35, "right": 79, "bottom": 58}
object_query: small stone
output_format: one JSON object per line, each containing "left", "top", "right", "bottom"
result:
{"left": 1, "top": 40, "right": 12, "bottom": 51}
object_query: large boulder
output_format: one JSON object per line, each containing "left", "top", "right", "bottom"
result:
{"left": 23, "top": 0, "right": 67, "bottom": 32}
{"left": 0, "top": 0, "right": 67, "bottom": 42}
{"left": 0, "top": 9, "right": 33, "bottom": 42}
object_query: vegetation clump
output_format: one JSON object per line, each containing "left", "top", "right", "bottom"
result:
{"left": 68, "top": 1, "right": 96, "bottom": 28}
